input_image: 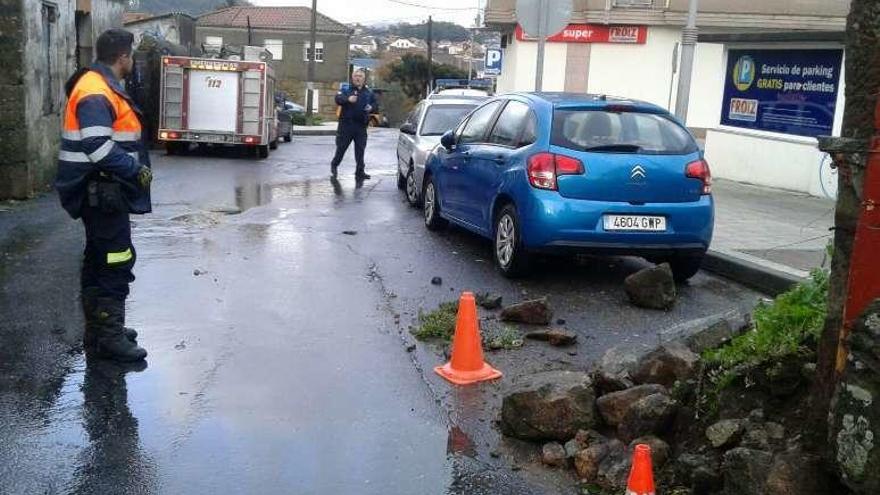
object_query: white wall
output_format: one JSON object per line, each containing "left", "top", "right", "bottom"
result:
{"left": 587, "top": 27, "right": 680, "bottom": 109}
{"left": 496, "top": 36, "right": 568, "bottom": 93}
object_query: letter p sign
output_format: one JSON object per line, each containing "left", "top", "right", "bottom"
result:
{"left": 485, "top": 49, "right": 503, "bottom": 76}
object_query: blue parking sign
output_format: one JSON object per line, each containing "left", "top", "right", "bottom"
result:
{"left": 485, "top": 49, "right": 503, "bottom": 76}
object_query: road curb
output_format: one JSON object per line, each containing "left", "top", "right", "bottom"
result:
{"left": 703, "top": 249, "right": 806, "bottom": 296}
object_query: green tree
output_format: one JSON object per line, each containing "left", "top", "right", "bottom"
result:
{"left": 380, "top": 54, "right": 468, "bottom": 100}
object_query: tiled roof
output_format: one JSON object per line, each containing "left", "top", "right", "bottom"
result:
{"left": 197, "top": 6, "right": 350, "bottom": 34}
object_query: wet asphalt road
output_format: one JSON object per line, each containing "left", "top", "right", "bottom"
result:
{"left": 0, "top": 129, "right": 760, "bottom": 494}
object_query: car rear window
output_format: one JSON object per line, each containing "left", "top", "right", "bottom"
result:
{"left": 420, "top": 105, "right": 478, "bottom": 136}
{"left": 551, "top": 109, "right": 697, "bottom": 155}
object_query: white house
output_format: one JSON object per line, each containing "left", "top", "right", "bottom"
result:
{"left": 389, "top": 38, "right": 418, "bottom": 50}
{"left": 485, "top": 0, "right": 850, "bottom": 198}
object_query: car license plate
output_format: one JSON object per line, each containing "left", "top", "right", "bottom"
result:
{"left": 604, "top": 215, "right": 666, "bottom": 232}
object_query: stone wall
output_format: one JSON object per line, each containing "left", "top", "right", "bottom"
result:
{"left": 1, "top": 0, "right": 76, "bottom": 199}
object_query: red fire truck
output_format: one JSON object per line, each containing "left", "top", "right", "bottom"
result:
{"left": 158, "top": 54, "right": 278, "bottom": 158}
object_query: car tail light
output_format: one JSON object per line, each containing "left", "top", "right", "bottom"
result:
{"left": 686, "top": 159, "right": 712, "bottom": 194}
{"left": 528, "top": 152, "right": 585, "bottom": 191}
{"left": 244, "top": 136, "right": 257, "bottom": 144}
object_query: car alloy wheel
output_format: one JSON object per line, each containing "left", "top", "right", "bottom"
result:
{"left": 496, "top": 213, "right": 515, "bottom": 268}
{"left": 406, "top": 169, "right": 419, "bottom": 206}
{"left": 424, "top": 182, "right": 435, "bottom": 222}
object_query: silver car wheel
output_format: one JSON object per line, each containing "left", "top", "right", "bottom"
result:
{"left": 406, "top": 170, "right": 418, "bottom": 204}
{"left": 496, "top": 214, "right": 515, "bottom": 268}
{"left": 424, "top": 183, "right": 435, "bottom": 223}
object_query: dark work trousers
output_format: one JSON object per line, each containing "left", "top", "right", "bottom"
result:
{"left": 81, "top": 206, "right": 136, "bottom": 301}
{"left": 330, "top": 121, "right": 368, "bottom": 175}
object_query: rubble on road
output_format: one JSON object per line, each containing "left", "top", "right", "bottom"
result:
{"left": 500, "top": 297, "right": 553, "bottom": 325}
{"left": 624, "top": 263, "right": 677, "bottom": 310}
{"left": 524, "top": 329, "right": 577, "bottom": 347}
{"left": 500, "top": 371, "right": 597, "bottom": 441}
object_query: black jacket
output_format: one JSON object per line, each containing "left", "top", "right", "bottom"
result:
{"left": 335, "top": 84, "right": 376, "bottom": 126}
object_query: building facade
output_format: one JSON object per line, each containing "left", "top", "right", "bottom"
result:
{"left": 485, "top": 0, "right": 850, "bottom": 197}
{"left": 196, "top": 6, "right": 351, "bottom": 118}
{"left": 0, "top": 0, "right": 124, "bottom": 200}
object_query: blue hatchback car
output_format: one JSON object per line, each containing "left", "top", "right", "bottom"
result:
{"left": 422, "top": 92, "right": 714, "bottom": 281}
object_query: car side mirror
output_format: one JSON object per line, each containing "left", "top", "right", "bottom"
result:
{"left": 400, "top": 122, "right": 416, "bottom": 135}
{"left": 440, "top": 130, "right": 456, "bottom": 150}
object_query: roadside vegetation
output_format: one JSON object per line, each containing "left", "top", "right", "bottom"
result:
{"left": 411, "top": 301, "right": 458, "bottom": 341}
{"left": 702, "top": 268, "right": 829, "bottom": 394}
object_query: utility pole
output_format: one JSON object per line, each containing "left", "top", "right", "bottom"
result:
{"left": 427, "top": 16, "right": 433, "bottom": 95}
{"left": 534, "top": 0, "right": 547, "bottom": 91}
{"left": 306, "top": 0, "right": 318, "bottom": 119}
{"left": 811, "top": 0, "right": 880, "bottom": 465}
{"left": 468, "top": 10, "right": 480, "bottom": 80}
{"left": 673, "top": 0, "right": 698, "bottom": 121}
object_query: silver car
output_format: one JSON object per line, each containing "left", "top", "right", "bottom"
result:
{"left": 396, "top": 95, "right": 485, "bottom": 205}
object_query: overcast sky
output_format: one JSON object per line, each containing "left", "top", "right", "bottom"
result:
{"left": 251, "top": 0, "right": 485, "bottom": 27}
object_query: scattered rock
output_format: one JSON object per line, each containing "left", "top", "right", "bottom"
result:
{"left": 174, "top": 341, "right": 186, "bottom": 350}
{"left": 541, "top": 442, "right": 567, "bottom": 467}
{"left": 405, "top": 344, "right": 416, "bottom": 353}
{"left": 476, "top": 292, "right": 503, "bottom": 310}
{"left": 556, "top": 318, "right": 566, "bottom": 325}
{"left": 765, "top": 450, "right": 841, "bottom": 495}
{"left": 706, "top": 419, "right": 744, "bottom": 448}
{"left": 500, "top": 297, "right": 553, "bottom": 325}
{"left": 596, "top": 384, "right": 667, "bottom": 427}
{"left": 342, "top": 230, "right": 358, "bottom": 235}
{"left": 764, "top": 422, "right": 785, "bottom": 440}
{"left": 618, "top": 393, "right": 677, "bottom": 441}
{"left": 741, "top": 425, "right": 771, "bottom": 451}
{"left": 596, "top": 439, "right": 631, "bottom": 488}
{"left": 624, "top": 263, "right": 677, "bottom": 310}
{"left": 592, "top": 343, "right": 652, "bottom": 394}
{"left": 489, "top": 450, "right": 500, "bottom": 458}
{"left": 574, "top": 443, "right": 608, "bottom": 481}
{"left": 629, "top": 435, "right": 671, "bottom": 467}
{"left": 721, "top": 448, "right": 773, "bottom": 495}
{"left": 501, "top": 371, "right": 597, "bottom": 441}
{"left": 431, "top": 277, "right": 443, "bottom": 286}
{"left": 632, "top": 341, "right": 700, "bottom": 388}
{"left": 525, "top": 329, "right": 577, "bottom": 347}
{"left": 564, "top": 438, "right": 582, "bottom": 458}
{"left": 193, "top": 269, "right": 204, "bottom": 276}
{"left": 676, "top": 453, "right": 721, "bottom": 494}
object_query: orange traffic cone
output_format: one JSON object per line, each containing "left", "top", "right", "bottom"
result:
{"left": 626, "top": 444, "right": 656, "bottom": 495}
{"left": 434, "top": 292, "right": 502, "bottom": 385}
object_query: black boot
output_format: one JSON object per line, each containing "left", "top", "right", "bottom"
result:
{"left": 91, "top": 298, "right": 147, "bottom": 362}
{"left": 82, "top": 288, "right": 137, "bottom": 348}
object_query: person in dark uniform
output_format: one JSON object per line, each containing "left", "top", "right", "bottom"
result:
{"left": 330, "top": 69, "right": 376, "bottom": 180}
{"left": 55, "top": 29, "right": 151, "bottom": 362}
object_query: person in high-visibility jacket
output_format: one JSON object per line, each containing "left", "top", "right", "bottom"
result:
{"left": 55, "top": 29, "right": 151, "bottom": 362}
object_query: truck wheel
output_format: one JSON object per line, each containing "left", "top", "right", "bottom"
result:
{"left": 284, "top": 134, "right": 292, "bottom": 143}
{"left": 270, "top": 139, "right": 278, "bottom": 150}
{"left": 257, "top": 145, "right": 269, "bottom": 159}
{"left": 166, "top": 142, "right": 183, "bottom": 155}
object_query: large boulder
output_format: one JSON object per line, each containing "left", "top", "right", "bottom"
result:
{"left": 830, "top": 299, "right": 880, "bottom": 493}
{"left": 596, "top": 384, "right": 667, "bottom": 427}
{"left": 706, "top": 419, "right": 745, "bottom": 449}
{"left": 624, "top": 263, "right": 677, "bottom": 310}
{"left": 501, "top": 371, "right": 597, "bottom": 441}
{"left": 765, "top": 450, "right": 842, "bottom": 495}
{"left": 500, "top": 297, "right": 553, "bottom": 325}
{"left": 721, "top": 448, "right": 773, "bottom": 495}
{"left": 632, "top": 341, "right": 701, "bottom": 387}
{"left": 592, "top": 343, "right": 653, "bottom": 394}
{"left": 618, "top": 392, "right": 678, "bottom": 441}
{"left": 675, "top": 453, "right": 722, "bottom": 495}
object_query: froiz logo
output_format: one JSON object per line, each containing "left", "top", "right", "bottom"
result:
{"left": 630, "top": 165, "right": 647, "bottom": 181}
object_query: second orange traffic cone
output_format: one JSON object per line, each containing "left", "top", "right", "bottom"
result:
{"left": 434, "top": 292, "right": 503, "bottom": 385}
{"left": 626, "top": 444, "right": 656, "bottom": 495}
